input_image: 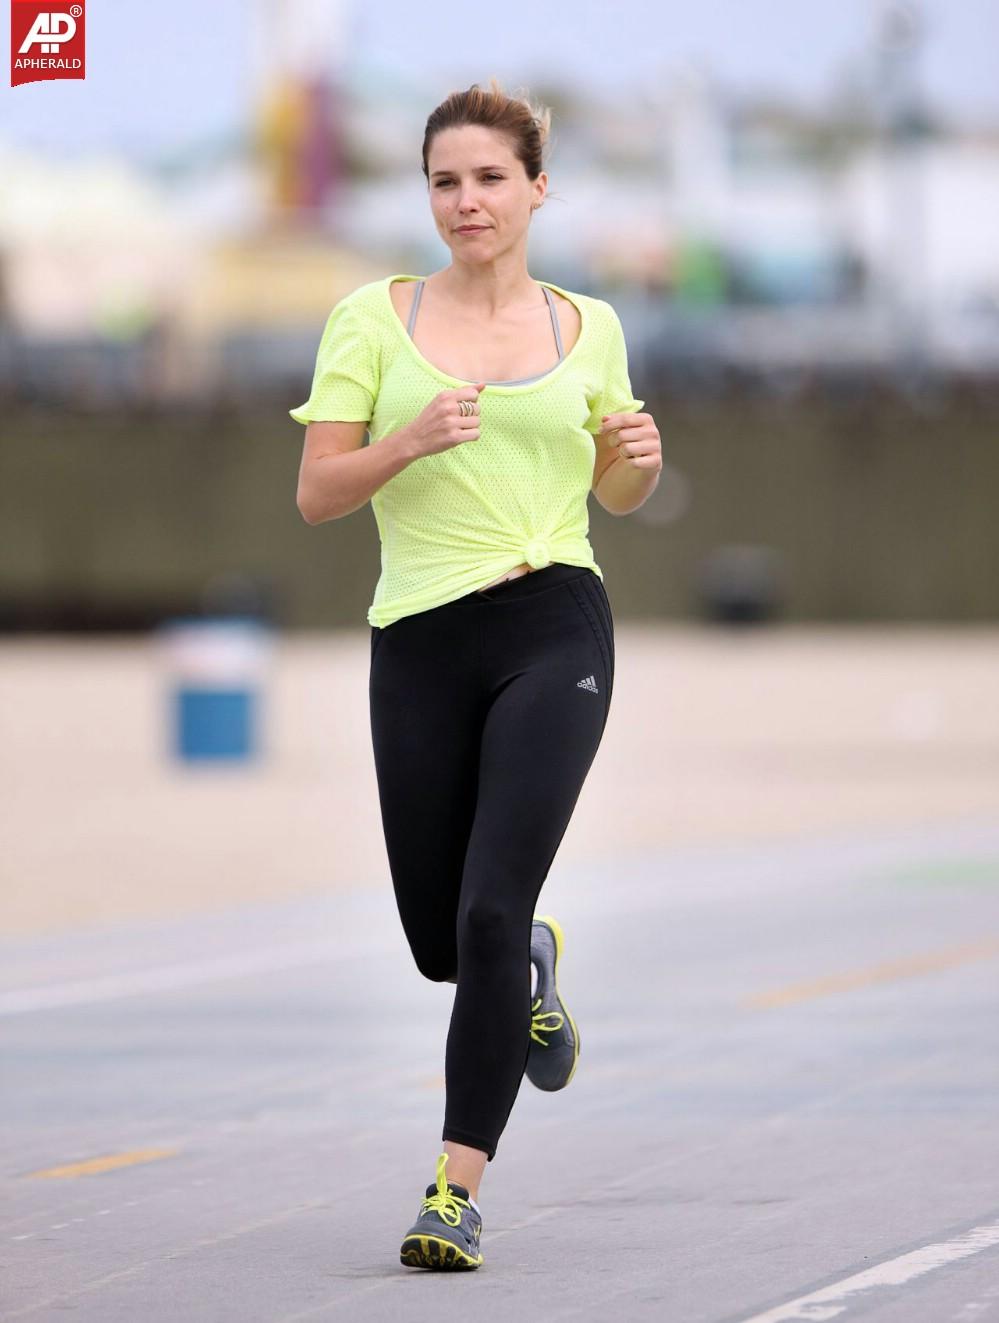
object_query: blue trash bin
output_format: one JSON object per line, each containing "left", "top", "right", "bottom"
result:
{"left": 157, "top": 616, "right": 272, "bottom": 762}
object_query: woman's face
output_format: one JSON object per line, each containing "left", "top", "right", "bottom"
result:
{"left": 426, "top": 124, "right": 545, "bottom": 260}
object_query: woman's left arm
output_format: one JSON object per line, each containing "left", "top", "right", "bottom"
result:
{"left": 592, "top": 411, "right": 663, "bottom": 515}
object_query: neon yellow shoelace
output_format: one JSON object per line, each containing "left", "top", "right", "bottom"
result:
{"left": 530, "top": 995, "right": 564, "bottom": 1046}
{"left": 421, "top": 1152, "right": 471, "bottom": 1227}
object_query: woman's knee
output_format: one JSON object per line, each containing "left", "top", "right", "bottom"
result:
{"left": 411, "top": 944, "right": 458, "bottom": 983}
{"left": 417, "top": 959, "right": 458, "bottom": 983}
{"left": 457, "top": 894, "right": 520, "bottom": 959}
{"left": 394, "top": 894, "right": 459, "bottom": 982}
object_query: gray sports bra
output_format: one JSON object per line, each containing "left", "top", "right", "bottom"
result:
{"left": 406, "top": 279, "right": 564, "bottom": 385}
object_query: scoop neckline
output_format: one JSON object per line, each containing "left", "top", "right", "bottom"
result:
{"left": 383, "top": 273, "right": 587, "bottom": 394}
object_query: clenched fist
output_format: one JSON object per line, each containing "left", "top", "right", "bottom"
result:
{"left": 406, "top": 384, "right": 487, "bottom": 458}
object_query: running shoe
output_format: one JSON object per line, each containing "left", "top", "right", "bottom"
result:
{"left": 526, "top": 914, "right": 581, "bottom": 1090}
{"left": 399, "top": 1151, "right": 484, "bottom": 1270}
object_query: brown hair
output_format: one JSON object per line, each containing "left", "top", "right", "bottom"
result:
{"left": 421, "top": 77, "right": 557, "bottom": 196}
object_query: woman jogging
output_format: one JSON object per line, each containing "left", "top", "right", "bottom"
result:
{"left": 290, "top": 78, "right": 662, "bottom": 1271}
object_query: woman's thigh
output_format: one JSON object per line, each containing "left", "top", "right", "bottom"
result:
{"left": 368, "top": 610, "right": 483, "bottom": 978}
{"left": 459, "top": 572, "right": 614, "bottom": 925}
{"left": 368, "top": 569, "right": 615, "bottom": 968}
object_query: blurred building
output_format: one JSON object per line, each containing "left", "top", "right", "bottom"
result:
{"left": 2, "top": 11, "right": 999, "bottom": 404}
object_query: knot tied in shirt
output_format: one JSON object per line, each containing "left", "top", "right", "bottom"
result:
{"left": 524, "top": 539, "right": 552, "bottom": 570}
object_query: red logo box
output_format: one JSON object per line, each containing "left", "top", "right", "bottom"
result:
{"left": 11, "top": 0, "right": 86, "bottom": 87}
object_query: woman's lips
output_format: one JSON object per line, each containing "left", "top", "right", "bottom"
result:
{"left": 456, "top": 226, "right": 488, "bottom": 233}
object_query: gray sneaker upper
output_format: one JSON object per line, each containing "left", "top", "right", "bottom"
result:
{"left": 406, "top": 1180, "right": 482, "bottom": 1257}
{"left": 527, "top": 918, "right": 579, "bottom": 1090}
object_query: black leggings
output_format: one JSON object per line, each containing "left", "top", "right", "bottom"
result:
{"left": 368, "top": 562, "right": 614, "bottom": 1161}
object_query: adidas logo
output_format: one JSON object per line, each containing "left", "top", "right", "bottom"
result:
{"left": 577, "top": 674, "right": 599, "bottom": 693}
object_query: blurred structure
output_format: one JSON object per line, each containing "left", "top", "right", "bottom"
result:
{"left": 1, "top": 0, "right": 998, "bottom": 403}
{"left": 252, "top": 0, "right": 350, "bottom": 223}
{"left": 696, "top": 545, "right": 788, "bottom": 626}
{"left": 872, "top": 1, "right": 930, "bottom": 375}
{"left": 1, "top": 0, "right": 998, "bottom": 630}
{"left": 156, "top": 614, "right": 275, "bottom": 762}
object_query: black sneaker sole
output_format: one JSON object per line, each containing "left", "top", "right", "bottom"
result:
{"left": 400, "top": 1233, "right": 483, "bottom": 1270}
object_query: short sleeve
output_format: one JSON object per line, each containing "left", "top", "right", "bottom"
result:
{"left": 583, "top": 305, "right": 645, "bottom": 435}
{"left": 289, "top": 298, "right": 379, "bottom": 426}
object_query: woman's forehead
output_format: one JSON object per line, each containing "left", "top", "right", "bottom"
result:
{"left": 429, "top": 125, "right": 515, "bottom": 167}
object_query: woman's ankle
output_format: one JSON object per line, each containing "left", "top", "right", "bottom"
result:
{"left": 441, "top": 1140, "right": 487, "bottom": 1202}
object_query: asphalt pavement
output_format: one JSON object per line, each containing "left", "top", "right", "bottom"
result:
{"left": 4, "top": 815, "right": 999, "bottom": 1320}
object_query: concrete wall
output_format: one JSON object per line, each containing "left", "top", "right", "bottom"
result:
{"left": 2, "top": 381, "right": 997, "bottom": 628}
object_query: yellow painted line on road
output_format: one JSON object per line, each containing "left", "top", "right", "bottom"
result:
{"left": 745, "top": 936, "right": 999, "bottom": 1009}
{"left": 27, "top": 1148, "right": 179, "bottom": 1179}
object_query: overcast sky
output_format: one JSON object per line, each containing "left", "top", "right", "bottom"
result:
{"left": 3, "top": 0, "right": 997, "bottom": 163}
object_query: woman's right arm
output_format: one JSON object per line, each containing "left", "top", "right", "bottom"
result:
{"left": 296, "top": 421, "right": 421, "bottom": 524}
{"left": 296, "top": 384, "right": 486, "bottom": 525}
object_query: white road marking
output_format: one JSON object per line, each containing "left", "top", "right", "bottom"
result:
{"left": 0, "top": 940, "right": 361, "bottom": 1016}
{"left": 737, "top": 1217, "right": 999, "bottom": 1322}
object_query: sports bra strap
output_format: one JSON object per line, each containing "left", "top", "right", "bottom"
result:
{"left": 406, "top": 280, "right": 564, "bottom": 383}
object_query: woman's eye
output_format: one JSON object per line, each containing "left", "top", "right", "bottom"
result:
{"left": 435, "top": 175, "right": 502, "bottom": 187}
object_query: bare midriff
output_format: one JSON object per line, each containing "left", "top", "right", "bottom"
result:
{"left": 477, "top": 563, "right": 535, "bottom": 593}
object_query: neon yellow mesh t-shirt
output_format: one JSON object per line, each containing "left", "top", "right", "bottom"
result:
{"left": 289, "top": 273, "right": 645, "bottom": 628}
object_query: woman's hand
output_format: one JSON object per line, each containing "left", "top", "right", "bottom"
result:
{"left": 405, "top": 385, "right": 487, "bottom": 458}
{"left": 598, "top": 411, "right": 662, "bottom": 473}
